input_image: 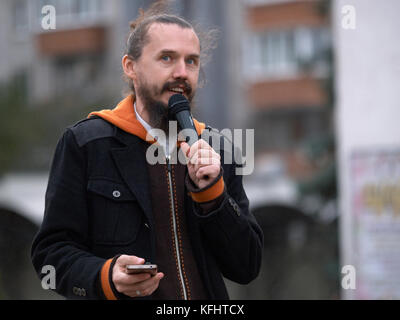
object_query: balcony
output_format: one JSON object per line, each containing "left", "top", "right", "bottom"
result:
{"left": 35, "top": 25, "right": 107, "bottom": 57}
{"left": 247, "top": 76, "right": 327, "bottom": 109}
{"left": 246, "top": 0, "right": 328, "bottom": 31}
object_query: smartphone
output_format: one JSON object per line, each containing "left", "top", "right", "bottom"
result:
{"left": 125, "top": 264, "right": 158, "bottom": 276}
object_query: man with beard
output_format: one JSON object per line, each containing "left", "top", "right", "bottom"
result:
{"left": 31, "top": 5, "right": 263, "bottom": 300}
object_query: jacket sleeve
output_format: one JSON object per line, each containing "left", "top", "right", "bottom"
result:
{"left": 31, "top": 128, "right": 107, "bottom": 299}
{"left": 188, "top": 155, "right": 264, "bottom": 285}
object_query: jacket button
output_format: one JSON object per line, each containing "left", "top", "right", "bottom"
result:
{"left": 112, "top": 190, "right": 121, "bottom": 198}
{"left": 73, "top": 286, "right": 83, "bottom": 296}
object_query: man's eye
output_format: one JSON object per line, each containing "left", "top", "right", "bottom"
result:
{"left": 161, "top": 55, "right": 171, "bottom": 62}
{"left": 187, "top": 58, "right": 197, "bottom": 65}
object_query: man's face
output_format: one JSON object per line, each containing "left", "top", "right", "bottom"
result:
{"left": 132, "top": 23, "right": 201, "bottom": 129}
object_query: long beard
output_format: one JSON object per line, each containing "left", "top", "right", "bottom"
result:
{"left": 137, "top": 84, "right": 170, "bottom": 134}
{"left": 136, "top": 80, "right": 195, "bottom": 134}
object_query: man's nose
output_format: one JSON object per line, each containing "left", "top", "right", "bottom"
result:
{"left": 172, "top": 59, "right": 188, "bottom": 79}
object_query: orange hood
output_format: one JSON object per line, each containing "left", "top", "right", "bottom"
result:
{"left": 88, "top": 95, "right": 206, "bottom": 143}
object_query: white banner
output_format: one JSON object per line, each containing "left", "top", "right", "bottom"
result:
{"left": 351, "top": 150, "right": 400, "bottom": 299}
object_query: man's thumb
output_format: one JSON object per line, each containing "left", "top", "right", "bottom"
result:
{"left": 117, "top": 255, "right": 145, "bottom": 266}
{"left": 180, "top": 142, "right": 190, "bottom": 159}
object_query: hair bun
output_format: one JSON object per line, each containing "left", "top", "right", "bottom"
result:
{"left": 129, "top": 8, "right": 146, "bottom": 31}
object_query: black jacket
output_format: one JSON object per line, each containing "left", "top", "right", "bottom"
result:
{"left": 31, "top": 116, "right": 263, "bottom": 299}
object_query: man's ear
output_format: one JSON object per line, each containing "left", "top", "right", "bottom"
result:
{"left": 122, "top": 55, "right": 137, "bottom": 81}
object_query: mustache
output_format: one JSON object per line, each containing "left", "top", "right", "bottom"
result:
{"left": 162, "top": 80, "right": 192, "bottom": 96}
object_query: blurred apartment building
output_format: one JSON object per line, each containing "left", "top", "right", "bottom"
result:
{"left": 0, "top": 0, "right": 243, "bottom": 129}
{"left": 242, "top": 0, "right": 332, "bottom": 181}
{"left": 0, "top": 0, "right": 137, "bottom": 105}
{"left": 233, "top": 0, "right": 337, "bottom": 300}
{"left": 0, "top": 0, "right": 333, "bottom": 198}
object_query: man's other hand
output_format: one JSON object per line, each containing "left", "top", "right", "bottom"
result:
{"left": 112, "top": 255, "right": 164, "bottom": 298}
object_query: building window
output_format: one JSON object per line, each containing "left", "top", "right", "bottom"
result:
{"left": 54, "top": 57, "right": 76, "bottom": 96}
{"left": 244, "top": 27, "right": 331, "bottom": 80}
{"left": 53, "top": 54, "right": 102, "bottom": 97}
{"left": 254, "top": 109, "right": 328, "bottom": 150}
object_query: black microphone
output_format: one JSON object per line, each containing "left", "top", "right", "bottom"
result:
{"left": 169, "top": 94, "right": 210, "bottom": 180}
{"left": 168, "top": 94, "right": 198, "bottom": 146}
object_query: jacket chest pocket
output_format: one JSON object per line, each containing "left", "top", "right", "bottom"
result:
{"left": 87, "top": 178, "right": 143, "bottom": 246}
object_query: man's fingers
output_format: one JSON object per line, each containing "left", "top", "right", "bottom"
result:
{"left": 189, "top": 149, "right": 220, "bottom": 165}
{"left": 115, "top": 272, "right": 152, "bottom": 287}
{"left": 137, "top": 272, "right": 164, "bottom": 289}
{"left": 186, "top": 139, "right": 213, "bottom": 159}
{"left": 192, "top": 158, "right": 220, "bottom": 174}
{"left": 181, "top": 140, "right": 220, "bottom": 169}
{"left": 196, "top": 164, "right": 220, "bottom": 180}
{"left": 190, "top": 153, "right": 220, "bottom": 165}
{"left": 124, "top": 272, "right": 164, "bottom": 297}
{"left": 140, "top": 272, "right": 164, "bottom": 296}
{"left": 181, "top": 139, "right": 221, "bottom": 187}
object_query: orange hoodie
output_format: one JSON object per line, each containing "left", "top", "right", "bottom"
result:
{"left": 88, "top": 94, "right": 206, "bottom": 143}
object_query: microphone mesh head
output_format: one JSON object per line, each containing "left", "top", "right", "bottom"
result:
{"left": 168, "top": 94, "right": 190, "bottom": 118}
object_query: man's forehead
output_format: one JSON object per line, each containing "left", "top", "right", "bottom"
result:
{"left": 146, "top": 23, "right": 200, "bottom": 52}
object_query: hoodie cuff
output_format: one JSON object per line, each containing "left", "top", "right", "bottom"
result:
{"left": 99, "top": 254, "right": 121, "bottom": 300}
{"left": 186, "top": 167, "right": 225, "bottom": 203}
